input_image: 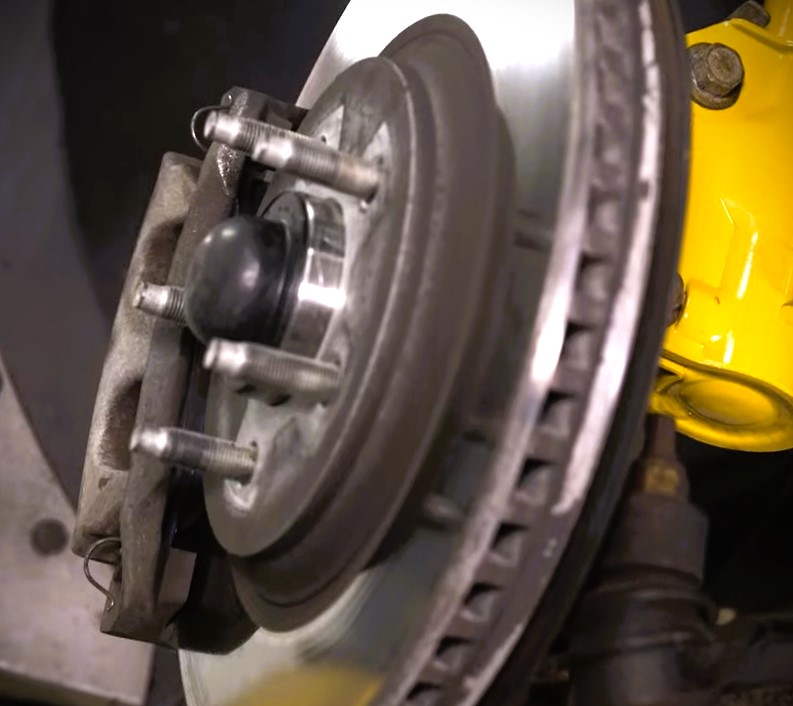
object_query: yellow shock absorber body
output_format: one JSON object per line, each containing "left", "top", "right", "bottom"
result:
{"left": 650, "top": 0, "right": 793, "bottom": 451}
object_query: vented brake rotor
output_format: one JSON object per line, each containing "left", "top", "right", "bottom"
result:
{"left": 175, "top": 0, "right": 690, "bottom": 704}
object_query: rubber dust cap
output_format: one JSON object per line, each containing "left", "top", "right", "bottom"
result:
{"left": 184, "top": 215, "right": 297, "bottom": 344}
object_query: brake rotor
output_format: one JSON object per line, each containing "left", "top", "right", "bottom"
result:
{"left": 181, "top": 0, "right": 689, "bottom": 704}
{"left": 204, "top": 18, "right": 503, "bottom": 630}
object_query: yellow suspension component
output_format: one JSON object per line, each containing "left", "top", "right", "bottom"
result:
{"left": 650, "top": 0, "right": 793, "bottom": 451}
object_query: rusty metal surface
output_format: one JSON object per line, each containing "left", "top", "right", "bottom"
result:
{"left": 0, "top": 354, "right": 153, "bottom": 706}
{"left": 104, "top": 106, "right": 250, "bottom": 639}
{"left": 94, "top": 89, "right": 282, "bottom": 644}
{"left": 71, "top": 85, "right": 309, "bottom": 646}
{"left": 73, "top": 152, "right": 202, "bottom": 556}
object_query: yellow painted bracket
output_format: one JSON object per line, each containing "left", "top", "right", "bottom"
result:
{"left": 651, "top": 0, "right": 793, "bottom": 451}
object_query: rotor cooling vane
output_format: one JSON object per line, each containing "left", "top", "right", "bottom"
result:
{"left": 73, "top": 2, "right": 689, "bottom": 705}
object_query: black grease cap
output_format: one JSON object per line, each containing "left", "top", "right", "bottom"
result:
{"left": 184, "top": 215, "right": 300, "bottom": 345}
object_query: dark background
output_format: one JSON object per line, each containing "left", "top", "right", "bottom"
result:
{"left": 1, "top": 1, "right": 789, "bottom": 704}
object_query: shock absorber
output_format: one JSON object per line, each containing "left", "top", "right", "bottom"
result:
{"left": 570, "top": 415, "right": 716, "bottom": 706}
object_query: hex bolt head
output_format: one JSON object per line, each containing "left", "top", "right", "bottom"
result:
{"left": 690, "top": 43, "right": 745, "bottom": 109}
{"left": 728, "top": 1, "right": 770, "bottom": 27}
{"left": 702, "top": 44, "right": 744, "bottom": 95}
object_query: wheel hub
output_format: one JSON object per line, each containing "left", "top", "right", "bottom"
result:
{"left": 194, "top": 17, "right": 503, "bottom": 629}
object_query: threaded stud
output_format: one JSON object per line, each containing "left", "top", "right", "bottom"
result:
{"left": 204, "top": 339, "right": 341, "bottom": 403}
{"left": 130, "top": 426, "right": 256, "bottom": 480}
{"left": 204, "top": 112, "right": 380, "bottom": 199}
{"left": 133, "top": 282, "right": 186, "bottom": 324}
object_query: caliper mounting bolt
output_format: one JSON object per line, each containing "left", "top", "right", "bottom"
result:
{"left": 690, "top": 42, "right": 745, "bottom": 110}
{"left": 728, "top": 0, "right": 771, "bottom": 27}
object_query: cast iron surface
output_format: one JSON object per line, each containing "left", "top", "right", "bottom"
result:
{"left": 103, "top": 87, "right": 258, "bottom": 641}
{"left": 381, "top": 1, "right": 686, "bottom": 703}
{"left": 96, "top": 88, "right": 302, "bottom": 645}
{"left": 214, "top": 15, "right": 503, "bottom": 631}
{"left": 203, "top": 55, "right": 431, "bottom": 561}
{"left": 73, "top": 152, "right": 200, "bottom": 557}
{"left": 182, "top": 1, "right": 688, "bottom": 705}
{"left": 482, "top": 0, "right": 691, "bottom": 702}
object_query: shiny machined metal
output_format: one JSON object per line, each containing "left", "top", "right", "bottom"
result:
{"left": 132, "top": 282, "right": 186, "bottom": 324}
{"left": 204, "top": 339, "right": 341, "bottom": 402}
{"left": 204, "top": 112, "right": 381, "bottom": 199}
{"left": 263, "top": 191, "right": 345, "bottom": 358}
{"left": 130, "top": 426, "right": 256, "bottom": 480}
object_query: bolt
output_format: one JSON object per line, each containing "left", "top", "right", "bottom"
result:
{"left": 130, "top": 426, "right": 256, "bottom": 480}
{"left": 635, "top": 415, "right": 689, "bottom": 499}
{"left": 690, "top": 43, "right": 744, "bottom": 109}
{"left": 133, "top": 282, "right": 186, "bottom": 324}
{"left": 204, "top": 339, "right": 341, "bottom": 403}
{"left": 31, "top": 519, "right": 68, "bottom": 556}
{"left": 728, "top": 1, "right": 770, "bottom": 27}
{"left": 204, "top": 111, "right": 381, "bottom": 199}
